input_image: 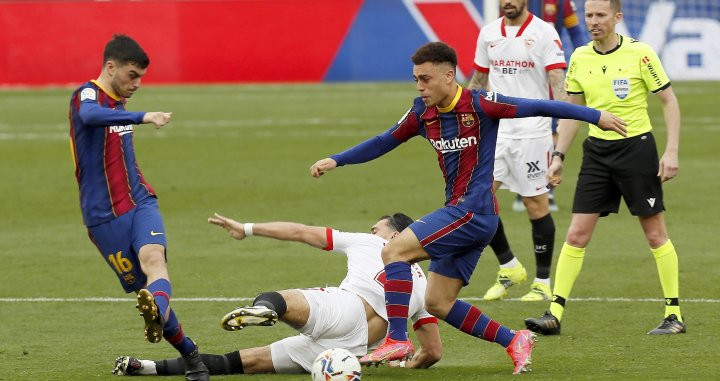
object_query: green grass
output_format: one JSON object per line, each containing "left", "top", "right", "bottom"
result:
{"left": 0, "top": 82, "right": 717, "bottom": 380}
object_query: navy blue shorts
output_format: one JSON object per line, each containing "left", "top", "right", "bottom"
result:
{"left": 87, "top": 197, "right": 167, "bottom": 293}
{"left": 409, "top": 206, "right": 498, "bottom": 285}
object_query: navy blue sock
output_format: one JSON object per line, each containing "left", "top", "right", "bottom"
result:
{"left": 384, "top": 261, "right": 413, "bottom": 341}
{"left": 444, "top": 299, "right": 515, "bottom": 347}
{"left": 146, "top": 278, "right": 172, "bottom": 319}
{"left": 163, "top": 309, "right": 197, "bottom": 356}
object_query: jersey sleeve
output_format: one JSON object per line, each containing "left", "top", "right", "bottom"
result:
{"left": 540, "top": 25, "right": 567, "bottom": 71}
{"left": 411, "top": 308, "right": 439, "bottom": 330}
{"left": 564, "top": 55, "right": 583, "bottom": 94}
{"left": 76, "top": 87, "right": 145, "bottom": 126}
{"left": 324, "top": 229, "right": 366, "bottom": 253}
{"left": 473, "top": 28, "right": 490, "bottom": 73}
{"left": 477, "top": 90, "right": 600, "bottom": 123}
{"left": 330, "top": 106, "right": 420, "bottom": 166}
{"left": 639, "top": 45, "right": 671, "bottom": 93}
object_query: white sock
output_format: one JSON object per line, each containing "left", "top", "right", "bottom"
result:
{"left": 500, "top": 257, "right": 520, "bottom": 269}
{"left": 533, "top": 277, "right": 550, "bottom": 286}
{"left": 138, "top": 360, "right": 157, "bottom": 376}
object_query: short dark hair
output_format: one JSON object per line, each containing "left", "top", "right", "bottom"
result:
{"left": 380, "top": 213, "right": 414, "bottom": 233}
{"left": 411, "top": 42, "right": 457, "bottom": 68}
{"left": 103, "top": 34, "right": 150, "bottom": 68}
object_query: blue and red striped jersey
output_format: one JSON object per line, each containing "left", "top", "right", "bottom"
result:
{"left": 331, "top": 85, "right": 601, "bottom": 214}
{"left": 69, "top": 80, "right": 154, "bottom": 227}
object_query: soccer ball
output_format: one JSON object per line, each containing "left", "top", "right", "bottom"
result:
{"left": 311, "top": 348, "right": 362, "bottom": 381}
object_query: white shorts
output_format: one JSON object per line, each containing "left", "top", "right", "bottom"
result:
{"left": 269, "top": 287, "right": 368, "bottom": 373}
{"left": 494, "top": 135, "right": 553, "bottom": 197}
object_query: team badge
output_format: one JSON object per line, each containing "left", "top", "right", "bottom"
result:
{"left": 461, "top": 113, "right": 475, "bottom": 127}
{"left": 80, "top": 88, "right": 96, "bottom": 101}
{"left": 612, "top": 78, "right": 630, "bottom": 99}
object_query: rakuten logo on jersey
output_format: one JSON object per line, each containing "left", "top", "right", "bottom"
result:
{"left": 430, "top": 136, "right": 477, "bottom": 153}
{"left": 108, "top": 125, "right": 134, "bottom": 136}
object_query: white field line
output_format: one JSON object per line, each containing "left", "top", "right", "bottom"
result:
{"left": 1, "top": 296, "right": 718, "bottom": 303}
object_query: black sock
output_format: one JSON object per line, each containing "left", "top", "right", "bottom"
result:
{"left": 155, "top": 352, "right": 244, "bottom": 375}
{"left": 490, "top": 218, "right": 515, "bottom": 265}
{"left": 530, "top": 213, "right": 555, "bottom": 279}
{"left": 253, "top": 291, "right": 288, "bottom": 319}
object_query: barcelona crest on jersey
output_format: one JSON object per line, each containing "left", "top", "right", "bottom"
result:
{"left": 461, "top": 113, "right": 475, "bottom": 127}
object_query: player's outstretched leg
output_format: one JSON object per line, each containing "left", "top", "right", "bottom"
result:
{"left": 360, "top": 261, "right": 415, "bottom": 365}
{"left": 444, "top": 299, "right": 534, "bottom": 374}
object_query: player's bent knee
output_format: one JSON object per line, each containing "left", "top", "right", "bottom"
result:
{"left": 423, "top": 298, "right": 453, "bottom": 320}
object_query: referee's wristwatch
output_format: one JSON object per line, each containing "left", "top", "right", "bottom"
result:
{"left": 551, "top": 151, "right": 565, "bottom": 162}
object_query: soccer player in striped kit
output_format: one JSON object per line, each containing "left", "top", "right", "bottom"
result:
{"left": 68, "top": 34, "right": 209, "bottom": 381}
{"left": 311, "top": 42, "right": 626, "bottom": 374}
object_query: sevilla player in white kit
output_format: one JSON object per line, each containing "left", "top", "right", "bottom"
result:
{"left": 469, "top": 0, "right": 568, "bottom": 302}
{"left": 113, "top": 213, "right": 441, "bottom": 376}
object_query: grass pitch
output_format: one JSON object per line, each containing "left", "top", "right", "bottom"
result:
{"left": 0, "top": 82, "right": 717, "bottom": 380}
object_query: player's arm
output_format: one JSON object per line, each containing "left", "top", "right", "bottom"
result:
{"left": 207, "top": 213, "right": 327, "bottom": 249}
{"left": 548, "top": 69, "right": 568, "bottom": 102}
{"left": 310, "top": 108, "right": 419, "bottom": 178}
{"left": 309, "top": 128, "right": 402, "bottom": 177}
{"left": 405, "top": 321, "right": 442, "bottom": 369}
{"left": 655, "top": 86, "right": 681, "bottom": 182}
{"left": 78, "top": 101, "right": 144, "bottom": 125}
{"left": 481, "top": 92, "right": 627, "bottom": 136}
{"left": 547, "top": 93, "right": 585, "bottom": 188}
{"left": 468, "top": 70, "right": 489, "bottom": 91}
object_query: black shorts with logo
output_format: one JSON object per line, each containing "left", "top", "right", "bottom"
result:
{"left": 572, "top": 132, "right": 664, "bottom": 217}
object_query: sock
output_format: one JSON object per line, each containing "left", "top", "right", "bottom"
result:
{"left": 501, "top": 257, "right": 520, "bottom": 269}
{"left": 155, "top": 352, "right": 243, "bottom": 376}
{"left": 549, "top": 243, "right": 585, "bottom": 320}
{"left": 530, "top": 213, "right": 555, "bottom": 279}
{"left": 253, "top": 291, "right": 288, "bottom": 319}
{"left": 146, "top": 278, "right": 172, "bottom": 319}
{"left": 533, "top": 277, "right": 550, "bottom": 286}
{"left": 384, "top": 261, "right": 413, "bottom": 341}
{"left": 162, "top": 309, "right": 197, "bottom": 356}
{"left": 490, "top": 218, "right": 515, "bottom": 265}
{"left": 651, "top": 240, "right": 682, "bottom": 321}
{"left": 138, "top": 360, "right": 157, "bottom": 375}
{"left": 444, "top": 299, "right": 516, "bottom": 347}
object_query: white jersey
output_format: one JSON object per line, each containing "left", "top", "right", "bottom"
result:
{"left": 474, "top": 13, "right": 566, "bottom": 138}
{"left": 326, "top": 229, "right": 434, "bottom": 325}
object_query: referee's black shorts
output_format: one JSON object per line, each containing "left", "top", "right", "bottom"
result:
{"left": 572, "top": 132, "right": 665, "bottom": 217}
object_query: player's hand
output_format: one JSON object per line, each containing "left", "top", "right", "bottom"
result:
{"left": 310, "top": 158, "right": 337, "bottom": 178}
{"left": 546, "top": 157, "right": 564, "bottom": 188}
{"left": 208, "top": 213, "right": 247, "bottom": 240}
{"left": 596, "top": 110, "right": 627, "bottom": 137}
{"left": 658, "top": 151, "right": 679, "bottom": 182}
{"left": 143, "top": 112, "right": 172, "bottom": 129}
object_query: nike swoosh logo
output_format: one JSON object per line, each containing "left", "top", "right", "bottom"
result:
{"left": 150, "top": 231, "right": 164, "bottom": 236}
{"left": 426, "top": 119, "right": 437, "bottom": 125}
